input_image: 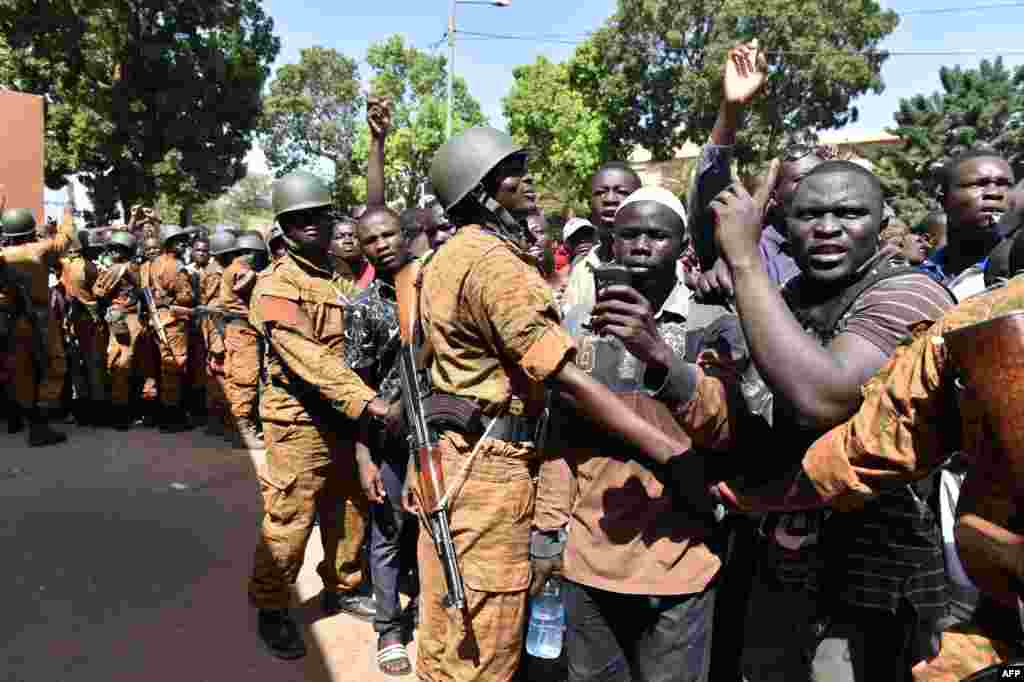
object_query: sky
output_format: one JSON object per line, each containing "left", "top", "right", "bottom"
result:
{"left": 245, "top": 0, "right": 1024, "bottom": 173}
{"left": 49, "top": 0, "right": 1024, "bottom": 211}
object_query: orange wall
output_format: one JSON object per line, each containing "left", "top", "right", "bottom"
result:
{"left": 0, "top": 90, "right": 44, "bottom": 224}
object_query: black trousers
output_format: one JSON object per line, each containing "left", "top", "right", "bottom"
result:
{"left": 564, "top": 580, "right": 716, "bottom": 682}
{"left": 369, "top": 446, "right": 419, "bottom": 639}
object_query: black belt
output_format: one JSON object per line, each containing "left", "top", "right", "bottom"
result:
{"left": 422, "top": 392, "right": 541, "bottom": 443}
{"left": 483, "top": 413, "right": 540, "bottom": 443}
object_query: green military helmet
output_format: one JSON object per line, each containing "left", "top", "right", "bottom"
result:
{"left": 160, "top": 223, "right": 192, "bottom": 248}
{"left": 429, "top": 127, "right": 526, "bottom": 212}
{"left": 272, "top": 171, "right": 332, "bottom": 220}
{"left": 209, "top": 230, "right": 237, "bottom": 257}
{"left": 108, "top": 230, "right": 138, "bottom": 252}
{"left": 2, "top": 208, "right": 38, "bottom": 238}
{"left": 233, "top": 230, "right": 267, "bottom": 253}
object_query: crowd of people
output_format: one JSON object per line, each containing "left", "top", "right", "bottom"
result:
{"left": 4, "top": 40, "right": 1024, "bottom": 682}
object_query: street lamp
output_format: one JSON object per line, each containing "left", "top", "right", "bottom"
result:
{"left": 447, "top": 0, "right": 511, "bottom": 139}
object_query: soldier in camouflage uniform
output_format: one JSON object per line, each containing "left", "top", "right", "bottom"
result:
{"left": 139, "top": 224, "right": 195, "bottom": 432}
{"left": 247, "top": 171, "right": 389, "bottom": 659}
{"left": 93, "top": 231, "right": 142, "bottom": 430}
{"left": 0, "top": 206, "right": 76, "bottom": 446}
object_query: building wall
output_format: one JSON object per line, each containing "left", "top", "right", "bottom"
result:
{"left": 0, "top": 90, "right": 44, "bottom": 224}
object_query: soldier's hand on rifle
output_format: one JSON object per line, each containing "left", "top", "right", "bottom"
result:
{"left": 367, "top": 95, "right": 392, "bottom": 140}
{"left": 383, "top": 400, "right": 403, "bottom": 437}
{"left": 208, "top": 352, "right": 225, "bottom": 374}
{"left": 401, "top": 479, "right": 420, "bottom": 515}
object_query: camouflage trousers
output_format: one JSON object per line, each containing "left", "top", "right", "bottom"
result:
{"left": 107, "top": 312, "right": 144, "bottom": 406}
{"left": 70, "top": 313, "right": 109, "bottom": 403}
{"left": 249, "top": 425, "right": 369, "bottom": 610}
{"left": 224, "top": 322, "right": 259, "bottom": 429}
{"left": 415, "top": 432, "right": 535, "bottom": 682}
{"left": 141, "top": 315, "right": 188, "bottom": 407}
{"left": 12, "top": 312, "right": 66, "bottom": 410}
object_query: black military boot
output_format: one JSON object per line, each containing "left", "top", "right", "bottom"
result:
{"left": 6, "top": 401, "right": 24, "bottom": 434}
{"left": 160, "top": 405, "right": 195, "bottom": 433}
{"left": 110, "top": 405, "right": 134, "bottom": 431}
{"left": 90, "top": 401, "right": 111, "bottom": 428}
{"left": 71, "top": 398, "right": 92, "bottom": 427}
{"left": 27, "top": 408, "right": 68, "bottom": 447}
{"left": 257, "top": 609, "right": 306, "bottom": 660}
{"left": 139, "top": 400, "right": 159, "bottom": 428}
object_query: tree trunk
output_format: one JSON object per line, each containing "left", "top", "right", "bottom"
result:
{"left": 180, "top": 204, "right": 193, "bottom": 227}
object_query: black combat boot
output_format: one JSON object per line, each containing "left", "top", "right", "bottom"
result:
{"left": 110, "top": 405, "right": 134, "bottom": 431}
{"left": 158, "top": 405, "right": 190, "bottom": 433}
{"left": 6, "top": 401, "right": 24, "bottom": 434}
{"left": 257, "top": 609, "right": 306, "bottom": 660}
{"left": 139, "top": 400, "right": 159, "bottom": 428}
{"left": 27, "top": 407, "right": 68, "bottom": 447}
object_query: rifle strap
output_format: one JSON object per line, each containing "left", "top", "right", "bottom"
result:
{"left": 437, "top": 410, "right": 502, "bottom": 511}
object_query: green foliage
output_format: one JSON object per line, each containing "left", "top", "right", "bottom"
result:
{"left": 0, "top": 0, "right": 280, "bottom": 222}
{"left": 157, "top": 172, "right": 274, "bottom": 229}
{"left": 870, "top": 58, "right": 1024, "bottom": 225}
{"left": 352, "top": 35, "right": 488, "bottom": 208}
{"left": 502, "top": 56, "right": 617, "bottom": 205}
{"left": 258, "top": 46, "right": 363, "bottom": 208}
{"left": 567, "top": 0, "right": 898, "bottom": 166}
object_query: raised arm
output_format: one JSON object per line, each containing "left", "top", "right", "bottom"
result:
{"left": 366, "top": 95, "right": 391, "bottom": 208}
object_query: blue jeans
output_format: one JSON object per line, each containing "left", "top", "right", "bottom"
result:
{"left": 369, "top": 446, "right": 418, "bottom": 639}
{"left": 564, "top": 580, "right": 716, "bottom": 682}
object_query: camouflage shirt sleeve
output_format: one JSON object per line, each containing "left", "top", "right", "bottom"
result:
{"left": 463, "top": 245, "right": 575, "bottom": 383}
{"left": 252, "top": 269, "right": 378, "bottom": 421}
{"left": 800, "top": 319, "right": 953, "bottom": 510}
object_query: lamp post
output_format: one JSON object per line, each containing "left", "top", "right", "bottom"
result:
{"left": 447, "top": 0, "right": 510, "bottom": 140}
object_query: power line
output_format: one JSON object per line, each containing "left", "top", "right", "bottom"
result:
{"left": 897, "top": 1, "right": 1024, "bottom": 15}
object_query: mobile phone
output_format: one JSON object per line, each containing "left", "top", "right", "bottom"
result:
{"left": 590, "top": 264, "right": 634, "bottom": 291}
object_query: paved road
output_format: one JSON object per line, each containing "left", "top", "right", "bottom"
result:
{"left": 1, "top": 423, "right": 413, "bottom": 682}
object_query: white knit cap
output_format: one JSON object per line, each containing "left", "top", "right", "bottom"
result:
{"left": 562, "top": 217, "right": 595, "bottom": 242}
{"left": 616, "top": 186, "right": 688, "bottom": 230}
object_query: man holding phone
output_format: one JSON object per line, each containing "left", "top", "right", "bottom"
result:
{"left": 550, "top": 182, "right": 764, "bottom": 682}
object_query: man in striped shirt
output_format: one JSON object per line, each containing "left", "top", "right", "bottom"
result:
{"left": 709, "top": 160, "right": 955, "bottom": 680}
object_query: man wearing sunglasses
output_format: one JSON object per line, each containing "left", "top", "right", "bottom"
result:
{"left": 247, "top": 171, "right": 393, "bottom": 660}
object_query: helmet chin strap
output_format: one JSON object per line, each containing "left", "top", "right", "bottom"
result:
{"left": 470, "top": 185, "right": 532, "bottom": 246}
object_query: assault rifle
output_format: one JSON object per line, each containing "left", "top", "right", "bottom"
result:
{"left": 140, "top": 287, "right": 180, "bottom": 364}
{"left": 394, "top": 261, "right": 466, "bottom": 611}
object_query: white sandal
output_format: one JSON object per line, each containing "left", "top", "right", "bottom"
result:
{"left": 376, "top": 642, "right": 411, "bottom": 677}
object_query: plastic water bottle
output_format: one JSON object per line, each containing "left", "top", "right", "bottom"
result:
{"left": 526, "top": 576, "right": 564, "bottom": 659}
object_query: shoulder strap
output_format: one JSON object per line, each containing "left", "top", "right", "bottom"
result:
{"left": 822, "top": 259, "right": 920, "bottom": 334}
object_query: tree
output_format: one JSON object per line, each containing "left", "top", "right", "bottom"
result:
{"left": 568, "top": 0, "right": 898, "bottom": 166}
{"left": 352, "top": 35, "right": 487, "bottom": 207}
{"left": 502, "top": 56, "right": 616, "bottom": 205}
{"left": 870, "top": 58, "right": 1024, "bottom": 224}
{"left": 0, "top": 0, "right": 280, "bottom": 223}
{"left": 258, "top": 46, "right": 363, "bottom": 209}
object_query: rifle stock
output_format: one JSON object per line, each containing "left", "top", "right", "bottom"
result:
{"left": 395, "top": 259, "right": 467, "bottom": 610}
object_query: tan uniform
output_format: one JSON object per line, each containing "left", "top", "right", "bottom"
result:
{"left": 62, "top": 254, "right": 108, "bottom": 403}
{"left": 139, "top": 254, "right": 193, "bottom": 406}
{"left": 0, "top": 217, "right": 75, "bottom": 409}
{"left": 197, "top": 261, "right": 228, "bottom": 429}
{"left": 415, "top": 226, "right": 576, "bottom": 682}
{"left": 219, "top": 258, "right": 260, "bottom": 433}
{"left": 94, "top": 264, "right": 142, "bottom": 406}
{"left": 247, "top": 250, "right": 377, "bottom": 610}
